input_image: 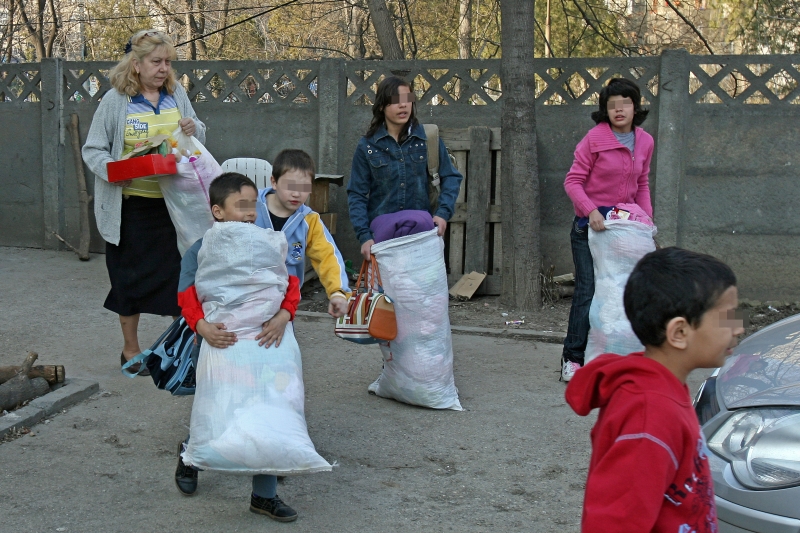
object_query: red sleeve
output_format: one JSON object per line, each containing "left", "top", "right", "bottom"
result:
{"left": 177, "top": 285, "right": 205, "bottom": 332}
{"left": 280, "top": 275, "right": 300, "bottom": 321}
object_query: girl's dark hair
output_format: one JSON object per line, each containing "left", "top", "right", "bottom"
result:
{"left": 208, "top": 172, "right": 257, "bottom": 215}
{"left": 365, "top": 76, "right": 419, "bottom": 143}
{"left": 624, "top": 247, "right": 737, "bottom": 347}
{"left": 272, "top": 149, "right": 315, "bottom": 181}
{"left": 591, "top": 77, "right": 649, "bottom": 126}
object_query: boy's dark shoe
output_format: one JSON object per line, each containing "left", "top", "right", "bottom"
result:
{"left": 175, "top": 443, "right": 198, "bottom": 496}
{"left": 250, "top": 493, "right": 298, "bottom": 522}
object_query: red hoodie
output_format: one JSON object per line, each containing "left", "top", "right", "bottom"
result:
{"left": 565, "top": 353, "right": 718, "bottom": 533}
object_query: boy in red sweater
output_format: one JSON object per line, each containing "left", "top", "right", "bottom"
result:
{"left": 566, "top": 247, "right": 745, "bottom": 533}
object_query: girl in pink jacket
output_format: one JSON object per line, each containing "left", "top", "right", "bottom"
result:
{"left": 561, "top": 78, "right": 654, "bottom": 382}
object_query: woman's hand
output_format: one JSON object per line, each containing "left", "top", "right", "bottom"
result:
{"left": 257, "top": 309, "right": 291, "bottom": 348}
{"left": 196, "top": 319, "right": 237, "bottom": 348}
{"left": 432, "top": 216, "right": 447, "bottom": 236}
{"left": 588, "top": 209, "right": 606, "bottom": 232}
{"left": 361, "top": 239, "right": 374, "bottom": 260}
{"left": 179, "top": 117, "right": 196, "bottom": 137}
{"left": 112, "top": 180, "right": 133, "bottom": 188}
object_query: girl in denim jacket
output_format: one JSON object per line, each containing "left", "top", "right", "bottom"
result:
{"left": 347, "top": 76, "right": 463, "bottom": 259}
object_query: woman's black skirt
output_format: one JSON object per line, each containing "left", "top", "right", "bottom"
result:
{"left": 104, "top": 195, "right": 182, "bottom": 317}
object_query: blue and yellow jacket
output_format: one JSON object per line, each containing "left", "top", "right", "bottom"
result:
{"left": 256, "top": 188, "right": 350, "bottom": 299}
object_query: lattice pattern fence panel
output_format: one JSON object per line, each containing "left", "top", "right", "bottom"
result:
{"left": 345, "top": 60, "right": 503, "bottom": 107}
{"left": 689, "top": 55, "right": 800, "bottom": 105}
{"left": 0, "top": 64, "right": 42, "bottom": 103}
{"left": 61, "top": 61, "right": 320, "bottom": 105}
{"left": 533, "top": 57, "right": 660, "bottom": 106}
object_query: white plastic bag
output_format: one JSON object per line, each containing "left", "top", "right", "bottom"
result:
{"left": 182, "top": 223, "right": 331, "bottom": 475}
{"left": 158, "top": 128, "right": 222, "bottom": 255}
{"left": 369, "top": 229, "right": 462, "bottom": 410}
{"left": 195, "top": 222, "right": 288, "bottom": 339}
{"left": 585, "top": 219, "right": 657, "bottom": 364}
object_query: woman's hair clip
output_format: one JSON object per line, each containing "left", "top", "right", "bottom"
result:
{"left": 124, "top": 39, "right": 132, "bottom": 54}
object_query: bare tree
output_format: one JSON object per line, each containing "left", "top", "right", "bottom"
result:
{"left": 365, "top": 0, "right": 403, "bottom": 58}
{"left": 458, "top": 0, "right": 471, "bottom": 59}
{"left": 14, "top": 0, "right": 60, "bottom": 59}
{"left": 500, "top": 0, "right": 540, "bottom": 311}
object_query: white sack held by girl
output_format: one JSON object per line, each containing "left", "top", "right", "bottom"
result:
{"left": 182, "top": 223, "right": 332, "bottom": 475}
{"left": 157, "top": 128, "right": 222, "bottom": 256}
{"left": 369, "top": 229, "right": 462, "bottom": 410}
{"left": 585, "top": 219, "right": 656, "bottom": 364}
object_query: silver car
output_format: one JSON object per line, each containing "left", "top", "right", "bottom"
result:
{"left": 694, "top": 313, "right": 800, "bottom": 533}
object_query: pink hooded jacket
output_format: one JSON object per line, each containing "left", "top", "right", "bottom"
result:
{"left": 564, "top": 122, "right": 654, "bottom": 218}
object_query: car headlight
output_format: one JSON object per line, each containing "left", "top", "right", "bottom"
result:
{"left": 708, "top": 409, "right": 800, "bottom": 490}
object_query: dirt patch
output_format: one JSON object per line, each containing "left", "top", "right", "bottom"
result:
{"left": 300, "top": 278, "right": 799, "bottom": 337}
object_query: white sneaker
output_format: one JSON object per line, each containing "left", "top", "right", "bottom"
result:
{"left": 561, "top": 360, "right": 582, "bottom": 382}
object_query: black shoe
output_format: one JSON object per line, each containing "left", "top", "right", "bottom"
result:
{"left": 250, "top": 493, "right": 298, "bottom": 522}
{"left": 121, "top": 353, "right": 150, "bottom": 377}
{"left": 175, "top": 443, "right": 198, "bottom": 496}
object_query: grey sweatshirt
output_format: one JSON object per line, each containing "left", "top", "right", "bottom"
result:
{"left": 81, "top": 84, "right": 206, "bottom": 245}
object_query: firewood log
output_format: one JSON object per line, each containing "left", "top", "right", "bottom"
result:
{"left": 0, "top": 365, "right": 65, "bottom": 386}
{"left": 0, "top": 353, "right": 51, "bottom": 412}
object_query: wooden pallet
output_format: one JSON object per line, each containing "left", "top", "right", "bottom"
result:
{"left": 440, "top": 126, "right": 502, "bottom": 295}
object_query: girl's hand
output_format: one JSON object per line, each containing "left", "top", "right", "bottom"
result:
{"left": 588, "top": 209, "right": 606, "bottom": 232}
{"left": 361, "top": 239, "right": 374, "bottom": 260}
{"left": 179, "top": 118, "right": 196, "bottom": 136}
{"left": 432, "top": 216, "right": 447, "bottom": 236}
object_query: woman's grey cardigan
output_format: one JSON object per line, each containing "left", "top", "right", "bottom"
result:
{"left": 81, "top": 84, "right": 206, "bottom": 245}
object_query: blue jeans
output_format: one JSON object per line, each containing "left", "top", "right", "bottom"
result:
{"left": 562, "top": 217, "right": 595, "bottom": 365}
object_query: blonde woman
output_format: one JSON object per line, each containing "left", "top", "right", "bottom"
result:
{"left": 82, "top": 29, "right": 206, "bottom": 375}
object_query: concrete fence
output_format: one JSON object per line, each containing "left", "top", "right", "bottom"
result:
{"left": 2, "top": 51, "right": 799, "bottom": 299}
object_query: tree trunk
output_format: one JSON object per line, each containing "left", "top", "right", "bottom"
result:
{"left": 458, "top": 0, "right": 472, "bottom": 59}
{"left": 366, "top": 0, "right": 403, "bottom": 59}
{"left": 500, "top": 0, "right": 540, "bottom": 311}
{"left": 67, "top": 113, "right": 92, "bottom": 261}
{"left": 0, "top": 353, "right": 50, "bottom": 412}
{"left": 0, "top": 365, "right": 65, "bottom": 386}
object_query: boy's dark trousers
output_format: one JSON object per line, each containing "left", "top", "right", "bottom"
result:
{"left": 562, "top": 217, "right": 595, "bottom": 365}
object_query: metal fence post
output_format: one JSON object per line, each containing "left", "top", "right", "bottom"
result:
{"left": 40, "top": 57, "right": 65, "bottom": 250}
{"left": 653, "top": 49, "right": 689, "bottom": 247}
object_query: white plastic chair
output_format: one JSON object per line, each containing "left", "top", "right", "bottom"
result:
{"left": 219, "top": 158, "right": 273, "bottom": 189}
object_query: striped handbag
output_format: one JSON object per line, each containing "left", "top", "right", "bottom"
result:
{"left": 335, "top": 256, "right": 397, "bottom": 344}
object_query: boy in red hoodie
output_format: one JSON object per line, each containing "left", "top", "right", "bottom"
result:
{"left": 566, "top": 247, "right": 745, "bottom": 533}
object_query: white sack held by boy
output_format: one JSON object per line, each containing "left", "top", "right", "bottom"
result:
{"left": 183, "top": 222, "right": 332, "bottom": 475}
{"left": 585, "top": 219, "right": 656, "bottom": 364}
{"left": 369, "top": 229, "right": 462, "bottom": 410}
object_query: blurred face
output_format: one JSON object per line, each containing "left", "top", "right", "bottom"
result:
{"left": 134, "top": 45, "right": 171, "bottom": 92}
{"left": 382, "top": 85, "right": 415, "bottom": 130}
{"left": 211, "top": 186, "right": 257, "bottom": 223}
{"left": 607, "top": 95, "right": 635, "bottom": 133}
{"left": 270, "top": 169, "right": 313, "bottom": 217}
{"left": 691, "top": 286, "right": 746, "bottom": 369}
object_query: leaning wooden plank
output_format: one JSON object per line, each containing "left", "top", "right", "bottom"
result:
{"left": 464, "top": 126, "right": 491, "bottom": 274}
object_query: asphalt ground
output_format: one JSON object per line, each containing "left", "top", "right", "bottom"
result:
{"left": 0, "top": 247, "right": 711, "bottom": 533}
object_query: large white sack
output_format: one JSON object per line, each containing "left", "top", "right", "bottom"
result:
{"left": 585, "top": 219, "right": 656, "bottom": 364}
{"left": 158, "top": 131, "right": 222, "bottom": 256}
{"left": 182, "top": 328, "right": 331, "bottom": 475}
{"left": 183, "top": 222, "right": 331, "bottom": 475}
{"left": 195, "top": 222, "right": 288, "bottom": 339}
{"left": 369, "top": 229, "right": 462, "bottom": 411}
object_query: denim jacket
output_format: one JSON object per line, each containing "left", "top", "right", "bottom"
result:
{"left": 347, "top": 123, "right": 463, "bottom": 244}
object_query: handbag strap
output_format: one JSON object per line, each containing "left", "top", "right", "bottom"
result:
{"left": 121, "top": 351, "right": 150, "bottom": 378}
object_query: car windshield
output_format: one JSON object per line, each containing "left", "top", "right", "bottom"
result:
{"left": 718, "top": 313, "right": 800, "bottom": 409}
